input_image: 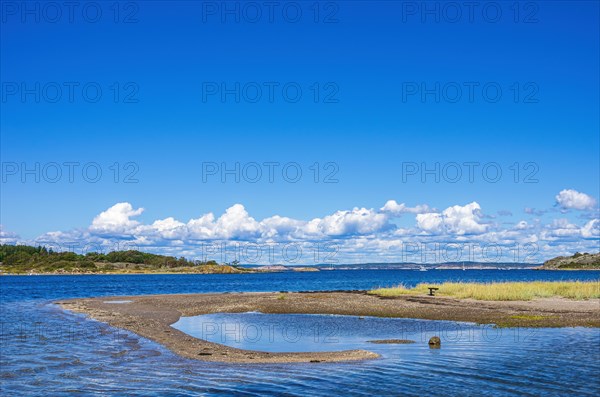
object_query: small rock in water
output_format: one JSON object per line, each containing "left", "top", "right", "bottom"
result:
{"left": 428, "top": 336, "right": 441, "bottom": 348}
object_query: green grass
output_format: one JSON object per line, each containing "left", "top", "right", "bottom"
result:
{"left": 369, "top": 281, "right": 600, "bottom": 301}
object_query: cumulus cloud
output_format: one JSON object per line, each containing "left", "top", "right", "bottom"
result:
{"left": 90, "top": 202, "right": 144, "bottom": 234}
{"left": 416, "top": 213, "right": 443, "bottom": 233}
{"left": 183, "top": 204, "right": 262, "bottom": 240}
{"left": 316, "top": 207, "right": 391, "bottom": 236}
{"left": 555, "top": 189, "right": 597, "bottom": 211}
{"left": 187, "top": 213, "right": 216, "bottom": 239}
{"left": 442, "top": 202, "right": 488, "bottom": 234}
{"left": 546, "top": 218, "right": 580, "bottom": 238}
{"left": 148, "top": 217, "right": 187, "bottom": 239}
{"left": 380, "top": 200, "right": 431, "bottom": 216}
{"left": 0, "top": 226, "right": 20, "bottom": 245}
{"left": 581, "top": 219, "right": 600, "bottom": 238}
{"left": 417, "top": 202, "right": 487, "bottom": 235}
{"left": 259, "top": 216, "right": 306, "bottom": 240}
{"left": 214, "top": 204, "right": 260, "bottom": 239}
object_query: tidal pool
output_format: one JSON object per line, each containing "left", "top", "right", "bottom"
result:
{"left": 169, "top": 312, "right": 600, "bottom": 395}
{"left": 171, "top": 312, "right": 595, "bottom": 357}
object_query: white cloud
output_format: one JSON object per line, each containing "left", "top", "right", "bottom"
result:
{"left": 185, "top": 204, "right": 261, "bottom": 240}
{"left": 316, "top": 207, "right": 391, "bottom": 236}
{"left": 214, "top": 204, "right": 260, "bottom": 239}
{"left": 90, "top": 202, "right": 144, "bottom": 234}
{"left": 417, "top": 202, "right": 487, "bottom": 235}
{"left": 380, "top": 200, "right": 431, "bottom": 215}
{"left": 149, "top": 217, "right": 187, "bottom": 239}
{"left": 555, "top": 189, "right": 597, "bottom": 211}
{"left": 515, "top": 220, "right": 528, "bottom": 230}
{"left": 187, "top": 213, "right": 216, "bottom": 239}
{"left": 581, "top": 219, "right": 600, "bottom": 238}
{"left": 0, "top": 226, "right": 20, "bottom": 245}
{"left": 416, "top": 213, "right": 443, "bottom": 233}
{"left": 442, "top": 202, "right": 487, "bottom": 234}
{"left": 546, "top": 218, "right": 580, "bottom": 238}
{"left": 260, "top": 216, "right": 306, "bottom": 240}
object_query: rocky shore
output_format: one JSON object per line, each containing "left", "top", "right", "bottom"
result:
{"left": 538, "top": 252, "right": 600, "bottom": 270}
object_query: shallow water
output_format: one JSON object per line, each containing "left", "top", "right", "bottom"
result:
{"left": 1, "top": 270, "right": 599, "bottom": 396}
{"left": 172, "top": 312, "right": 558, "bottom": 354}
{"left": 173, "top": 312, "right": 600, "bottom": 395}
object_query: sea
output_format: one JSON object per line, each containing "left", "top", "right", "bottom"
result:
{"left": 1, "top": 270, "right": 599, "bottom": 396}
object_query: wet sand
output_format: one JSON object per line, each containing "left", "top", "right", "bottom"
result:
{"left": 57, "top": 291, "right": 600, "bottom": 363}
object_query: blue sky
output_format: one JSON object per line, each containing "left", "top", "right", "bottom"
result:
{"left": 1, "top": 1, "right": 599, "bottom": 263}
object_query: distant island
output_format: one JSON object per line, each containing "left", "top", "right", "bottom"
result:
{"left": 311, "top": 261, "right": 537, "bottom": 270}
{"left": 537, "top": 252, "right": 600, "bottom": 270}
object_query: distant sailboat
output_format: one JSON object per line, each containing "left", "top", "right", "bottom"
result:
{"left": 419, "top": 265, "right": 427, "bottom": 272}
{"left": 462, "top": 262, "right": 466, "bottom": 271}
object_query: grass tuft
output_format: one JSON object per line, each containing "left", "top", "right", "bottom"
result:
{"left": 368, "top": 281, "right": 600, "bottom": 301}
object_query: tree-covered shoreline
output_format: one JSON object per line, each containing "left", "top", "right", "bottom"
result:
{"left": 0, "top": 244, "right": 242, "bottom": 274}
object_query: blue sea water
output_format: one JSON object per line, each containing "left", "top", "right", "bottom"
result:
{"left": 1, "top": 270, "right": 599, "bottom": 396}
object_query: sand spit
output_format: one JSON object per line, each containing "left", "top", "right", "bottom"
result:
{"left": 57, "top": 291, "right": 600, "bottom": 363}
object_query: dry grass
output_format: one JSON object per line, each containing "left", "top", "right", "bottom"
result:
{"left": 509, "top": 314, "right": 552, "bottom": 320}
{"left": 369, "top": 281, "right": 600, "bottom": 301}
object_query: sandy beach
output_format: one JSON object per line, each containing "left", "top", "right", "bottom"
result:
{"left": 56, "top": 291, "right": 600, "bottom": 364}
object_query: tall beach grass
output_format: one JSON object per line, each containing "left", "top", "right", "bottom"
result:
{"left": 369, "top": 281, "right": 600, "bottom": 301}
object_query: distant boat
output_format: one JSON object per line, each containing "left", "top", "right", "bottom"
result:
{"left": 419, "top": 265, "right": 427, "bottom": 272}
{"left": 462, "top": 262, "right": 466, "bottom": 271}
